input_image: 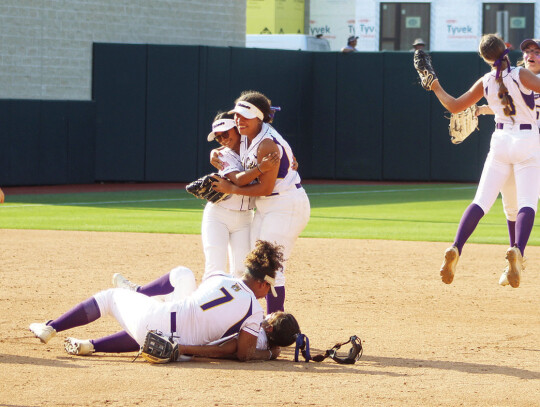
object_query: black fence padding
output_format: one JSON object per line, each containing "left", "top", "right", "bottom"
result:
{"left": 145, "top": 45, "right": 200, "bottom": 182}
{"left": 93, "top": 43, "right": 147, "bottom": 181}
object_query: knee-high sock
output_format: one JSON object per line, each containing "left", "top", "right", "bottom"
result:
{"left": 48, "top": 297, "right": 100, "bottom": 332}
{"left": 515, "top": 207, "right": 535, "bottom": 256}
{"left": 507, "top": 219, "right": 516, "bottom": 248}
{"left": 91, "top": 331, "right": 140, "bottom": 353}
{"left": 266, "top": 286, "right": 285, "bottom": 314}
{"left": 137, "top": 272, "right": 174, "bottom": 297}
{"left": 453, "top": 203, "right": 485, "bottom": 254}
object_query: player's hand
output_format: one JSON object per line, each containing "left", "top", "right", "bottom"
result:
{"left": 269, "top": 346, "right": 281, "bottom": 359}
{"left": 210, "top": 149, "right": 224, "bottom": 171}
{"left": 476, "top": 104, "right": 491, "bottom": 116}
{"left": 291, "top": 155, "right": 299, "bottom": 171}
{"left": 211, "top": 176, "right": 234, "bottom": 194}
{"left": 258, "top": 152, "right": 279, "bottom": 173}
{"left": 0, "top": 188, "right": 4, "bottom": 204}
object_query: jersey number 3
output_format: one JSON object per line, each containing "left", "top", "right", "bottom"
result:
{"left": 498, "top": 92, "right": 516, "bottom": 116}
{"left": 200, "top": 287, "right": 233, "bottom": 311}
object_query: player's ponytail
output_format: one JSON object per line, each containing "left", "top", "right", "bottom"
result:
{"left": 244, "top": 240, "right": 284, "bottom": 281}
{"left": 479, "top": 34, "right": 514, "bottom": 122}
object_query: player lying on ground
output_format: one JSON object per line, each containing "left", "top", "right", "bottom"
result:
{"left": 29, "top": 240, "right": 298, "bottom": 362}
{"left": 414, "top": 33, "right": 540, "bottom": 288}
{"left": 62, "top": 267, "right": 300, "bottom": 361}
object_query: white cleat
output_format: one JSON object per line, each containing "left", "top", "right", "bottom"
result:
{"left": 505, "top": 246, "right": 523, "bottom": 288}
{"left": 29, "top": 321, "right": 56, "bottom": 344}
{"left": 112, "top": 273, "right": 140, "bottom": 291}
{"left": 440, "top": 246, "right": 459, "bottom": 284}
{"left": 498, "top": 267, "right": 510, "bottom": 286}
{"left": 64, "top": 337, "right": 95, "bottom": 356}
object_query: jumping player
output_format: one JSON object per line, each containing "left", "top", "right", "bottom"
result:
{"left": 476, "top": 38, "right": 540, "bottom": 286}
{"left": 202, "top": 112, "right": 279, "bottom": 279}
{"left": 212, "top": 91, "right": 311, "bottom": 313}
{"left": 420, "top": 34, "right": 540, "bottom": 287}
{"left": 29, "top": 240, "right": 288, "bottom": 362}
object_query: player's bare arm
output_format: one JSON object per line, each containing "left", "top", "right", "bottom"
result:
{"left": 209, "top": 147, "right": 226, "bottom": 170}
{"left": 519, "top": 67, "right": 540, "bottom": 93}
{"left": 431, "top": 79, "right": 484, "bottom": 113}
{"left": 235, "top": 330, "right": 280, "bottom": 361}
{"left": 226, "top": 151, "right": 279, "bottom": 186}
{"left": 212, "top": 140, "right": 280, "bottom": 196}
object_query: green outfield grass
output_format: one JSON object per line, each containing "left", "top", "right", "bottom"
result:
{"left": 0, "top": 183, "right": 530, "bottom": 245}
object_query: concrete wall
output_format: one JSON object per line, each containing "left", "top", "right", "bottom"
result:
{"left": 0, "top": 0, "right": 245, "bottom": 100}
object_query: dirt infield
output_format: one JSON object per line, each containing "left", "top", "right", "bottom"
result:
{"left": 1, "top": 229, "right": 539, "bottom": 406}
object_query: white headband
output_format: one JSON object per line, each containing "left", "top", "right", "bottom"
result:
{"left": 230, "top": 101, "right": 264, "bottom": 121}
{"left": 264, "top": 275, "right": 277, "bottom": 297}
{"left": 207, "top": 119, "right": 236, "bottom": 142}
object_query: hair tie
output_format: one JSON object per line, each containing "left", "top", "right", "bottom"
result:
{"left": 269, "top": 106, "right": 281, "bottom": 119}
{"left": 494, "top": 49, "right": 510, "bottom": 79}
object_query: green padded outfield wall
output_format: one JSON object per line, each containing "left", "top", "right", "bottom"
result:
{"left": 0, "top": 46, "right": 526, "bottom": 186}
{"left": 0, "top": 100, "right": 95, "bottom": 186}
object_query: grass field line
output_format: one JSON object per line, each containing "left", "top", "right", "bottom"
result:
{"left": 308, "top": 185, "right": 476, "bottom": 196}
{"left": 0, "top": 185, "right": 477, "bottom": 209}
{"left": 0, "top": 197, "right": 192, "bottom": 209}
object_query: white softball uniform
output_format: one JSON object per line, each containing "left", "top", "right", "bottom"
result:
{"left": 240, "top": 123, "right": 311, "bottom": 287}
{"left": 473, "top": 67, "right": 540, "bottom": 215}
{"left": 153, "top": 267, "right": 271, "bottom": 350}
{"left": 500, "top": 74, "right": 540, "bottom": 221}
{"left": 93, "top": 273, "right": 263, "bottom": 346}
{"left": 201, "top": 147, "right": 255, "bottom": 280}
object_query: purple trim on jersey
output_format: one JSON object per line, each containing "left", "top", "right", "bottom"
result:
{"left": 485, "top": 85, "right": 488, "bottom": 95}
{"left": 170, "top": 312, "right": 177, "bottom": 333}
{"left": 270, "top": 136, "right": 290, "bottom": 179}
{"left": 220, "top": 301, "right": 253, "bottom": 339}
{"left": 510, "top": 77, "right": 536, "bottom": 109}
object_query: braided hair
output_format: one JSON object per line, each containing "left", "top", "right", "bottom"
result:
{"left": 479, "top": 34, "right": 514, "bottom": 121}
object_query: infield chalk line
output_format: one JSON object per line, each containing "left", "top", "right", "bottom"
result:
{"left": 0, "top": 186, "right": 477, "bottom": 209}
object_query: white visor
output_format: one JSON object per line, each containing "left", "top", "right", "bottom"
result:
{"left": 207, "top": 119, "right": 236, "bottom": 142}
{"left": 229, "top": 101, "right": 264, "bottom": 121}
{"left": 264, "top": 275, "right": 277, "bottom": 297}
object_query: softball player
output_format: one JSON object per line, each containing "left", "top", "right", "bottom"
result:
{"left": 202, "top": 112, "right": 278, "bottom": 280}
{"left": 429, "top": 34, "right": 540, "bottom": 288}
{"left": 477, "top": 38, "right": 540, "bottom": 286}
{"left": 29, "top": 241, "right": 285, "bottom": 362}
{"left": 62, "top": 269, "right": 300, "bottom": 359}
{"left": 212, "top": 91, "right": 311, "bottom": 313}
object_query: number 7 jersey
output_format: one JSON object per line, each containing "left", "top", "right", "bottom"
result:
{"left": 173, "top": 273, "right": 263, "bottom": 346}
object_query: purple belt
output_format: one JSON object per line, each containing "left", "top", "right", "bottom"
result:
{"left": 269, "top": 183, "right": 302, "bottom": 196}
{"left": 496, "top": 123, "right": 532, "bottom": 130}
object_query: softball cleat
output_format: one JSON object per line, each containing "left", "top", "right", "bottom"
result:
{"left": 504, "top": 247, "right": 524, "bottom": 288}
{"left": 29, "top": 321, "right": 56, "bottom": 344}
{"left": 64, "top": 337, "right": 95, "bottom": 356}
{"left": 440, "top": 246, "right": 459, "bottom": 284}
{"left": 112, "top": 273, "right": 140, "bottom": 291}
{"left": 499, "top": 256, "right": 526, "bottom": 287}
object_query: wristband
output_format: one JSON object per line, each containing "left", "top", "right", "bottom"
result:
{"left": 268, "top": 349, "right": 273, "bottom": 360}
